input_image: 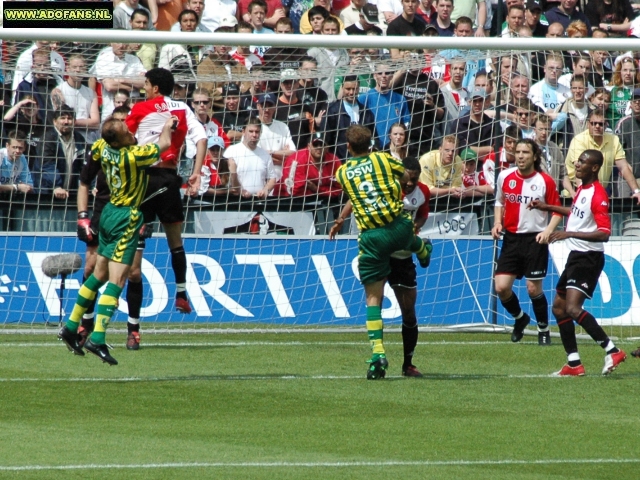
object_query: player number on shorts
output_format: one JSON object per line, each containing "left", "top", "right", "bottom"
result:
{"left": 109, "top": 165, "right": 122, "bottom": 189}
{"left": 358, "top": 181, "right": 378, "bottom": 205}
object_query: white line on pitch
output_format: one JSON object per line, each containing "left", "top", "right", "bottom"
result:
{"left": 0, "top": 458, "right": 639, "bottom": 471}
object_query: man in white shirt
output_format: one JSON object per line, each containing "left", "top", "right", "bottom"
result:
{"left": 12, "top": 41, "right": 65, "bottom": 101}
{"left": 255, "top": 93, "right": 297, "bottom": 182}
{"left": 528, "top": 53, "right": 571, "bottom": 117}
{"left": 92, "top": 42, "right": 146, "bottom": 122}
{"left": 226, "top": 117, "right": 277, "bottom": 197}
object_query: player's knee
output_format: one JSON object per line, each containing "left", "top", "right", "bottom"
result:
{"left": 128, "top": 267, "right": 142, "bottom": 283}
{"left": 401, "top": 313, "right": 417, "bottom": 328}
{"left": 564, "top": 303, "right": 583, "bottom": 320}
{"left": 494, "top": 283, "right": 511, "bottom": 298}
{"left": 526, "top": 283, "right": 542, "bottom": 298}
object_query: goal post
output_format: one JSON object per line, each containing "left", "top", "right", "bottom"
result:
{"left": 0, "top": 30, "right": 639, "bottom": 339}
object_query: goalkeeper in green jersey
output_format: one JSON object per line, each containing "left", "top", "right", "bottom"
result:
{"left": 332, "top": 125, "right": 432, "bottom": 380}
{"left": 58, "top": 115, "right": 176, "bottom": 365}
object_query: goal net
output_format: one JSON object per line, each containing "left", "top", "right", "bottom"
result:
{"left": 0, "top": 30, "right": 639, "bottom": 338}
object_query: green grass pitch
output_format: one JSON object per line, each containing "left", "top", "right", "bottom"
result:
{"left": 0, "top": 332, "right": 639, "bottom": 479}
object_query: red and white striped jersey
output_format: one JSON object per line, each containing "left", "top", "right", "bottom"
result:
{"left": 392, "top": 182, "right": 430, "bottom": 259}
{"left": 566, "top": 181, "right": 611, "bottom": 252}
{"left": 495, "top": 167, "right": 561, "bottom": 234}
{"left": 126, "top": 96, "right": 207, "bottom": 166}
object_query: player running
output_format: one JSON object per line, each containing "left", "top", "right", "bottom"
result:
{"left": 491, "top": 139, "right": 563, "bottom": 345}
{"left": 529, "top": 149, "right": 627, "bottom": 376}
{"left": 59, "top": 116, "right": 176, "bottom": 365}
{"left": 126, "top": 67, "right": 208, "bottom": 315}
{"left": 332, "top": 126, "right": 433, "bottom": 380}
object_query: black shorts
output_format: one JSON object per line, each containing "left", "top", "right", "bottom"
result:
{"left": 387, "top": 256, "right": 417, "bottom": 289}
{"left": 140, "top": 167, "right": 185, "bottom": 225}
{"left": 91, "top": 198, "right": 147, "bottom": 250}
{"left": 495, "top": 232, "right": 549, "bottom": 280}
{"left": 556, "top": 250, "right": 605, "bottom": 299}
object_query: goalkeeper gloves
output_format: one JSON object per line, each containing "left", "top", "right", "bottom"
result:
{"left": 77, "top": 211, "right": 94, "bottom": 244}
{"left": 139, "top": 223, "right": 154, "bottom": 240}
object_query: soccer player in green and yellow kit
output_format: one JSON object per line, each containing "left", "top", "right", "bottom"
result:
{"left": 58, "top": 115, "right": 177, "bottom": 365}
{"left": 333, "top": 125, "right": 432, "bottom": 379}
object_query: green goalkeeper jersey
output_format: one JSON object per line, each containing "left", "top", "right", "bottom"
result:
{"left": 90, "top": 139, "right": 159, "bottom": 208}
{"left": 336, "top": 151, "right": 405, "bottom": 231}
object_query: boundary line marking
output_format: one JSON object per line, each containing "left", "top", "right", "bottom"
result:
{"left": 1, "top": 458, "right": 639, "bottom": 471}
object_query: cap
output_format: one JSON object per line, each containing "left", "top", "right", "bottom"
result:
{"left": 280, "top": 69, "right": 299, "bottom": 81}
{"left": 207, "top": 135, "right": 225, "bottom": 149}
{"left": 219, "top": 16, "right": 238, "bottom": 28}
{"left": 222, "top": 83, "right": 240, "bottom": 96}
{"left": 256, "top": 92, "right": 277, "bottom": 106}
{"left": 174, "top": 82, "right": 187, "bottom": 89}
{"left": 310, "top": 132, "right": 325, "bottom": 146}
{"left": 422, "top": 24, "right": 439, "bottom": 35}
{"left": 361, "top": 4, "right": 379, "bottom": 25}
{"left": 525, "top": 0, "right": 542, "bottom": 11}
{"left": 459, "top": 148, "right": 477, "bottom": 161}
{"left": 471, "top": 87, "right": 489, "bottom": 99}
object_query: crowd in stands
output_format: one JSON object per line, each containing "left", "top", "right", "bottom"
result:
{"left": 2, "top": 0, "right": 640, "bottom": 233}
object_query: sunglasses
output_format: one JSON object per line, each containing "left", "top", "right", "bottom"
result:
{"left": 193, "top": 100, "right": 211, "bottom": 105}
{"left": 589, "top": 121, "right": 604, "bottom": 127}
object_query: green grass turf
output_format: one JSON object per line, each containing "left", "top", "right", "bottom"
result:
{"left": 0, "top": 332, "right": 638, "bottom": 480}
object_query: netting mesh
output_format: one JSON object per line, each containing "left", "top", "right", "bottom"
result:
{"left": 0, "top": 34, "right": 639, "bottom": 338}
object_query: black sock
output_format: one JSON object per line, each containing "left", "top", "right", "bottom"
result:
{"left": 557, "top": 317, "right": 579, "bottom": 359}
{"left": 126, "top": 280, "right": 143, "bottom": 320}
{"left": 530, "top": 293, "right": 548, "bottom": 330}
{"left": 500, "top": 293, "right": 523, "bottom": 319}
{"left": 576, "top": 311, "right": 611, "bottom": 348}
{"left": 402, "top": 321, "right": 419, "bottom": 368}
{"left": 171, "top": 246, "right": 188, "bottom": 300}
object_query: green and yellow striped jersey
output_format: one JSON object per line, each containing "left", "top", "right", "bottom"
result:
{"left": 336, "top": 151, "right": 405, "bottom": 230}
{"left": 91, "top": 139, "right": 159, "bottom": 208}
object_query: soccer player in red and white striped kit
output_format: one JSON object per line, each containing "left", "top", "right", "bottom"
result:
{"left": 491, "top": 139, "right": 563, "bottom": 345}
{"left": 529, "top": 150, "right": 626, "bottom": 376}
{"left": 126, "top": 68, "right": 208, "bottom": 321}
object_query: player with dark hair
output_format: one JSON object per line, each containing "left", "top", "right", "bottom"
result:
{"left": 76, "top": 106, "right": 150, "bottom": 351}
{"left": 59, "top": 115, "right": 177, "bottom": 365}
{"left": 332, "top": 125, "right": 433, "bottom": 379}
{"left": 126, "top": 67, "right": 207, "bottom": 316}
{"left": 529, "top": 150, "right": 627, "bottom": 376}
{"left": 491, "top": 138, "right": 563, "bottom": 346}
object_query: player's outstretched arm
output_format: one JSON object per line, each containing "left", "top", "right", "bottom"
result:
{"left": 329, "top": 200, "right": 352, "bottom": 240}
{"left": 187, "top": 138, "right": 207, "bottom": 197}
{"left": 528, "top": 199, "right": 571, "bottom": 217}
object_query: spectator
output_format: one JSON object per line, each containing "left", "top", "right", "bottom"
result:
{"left": 238, "top": 0, "right": 286, "bottom": 29}
{"left": 554, "top": 74, "right": 595, "bottom": 151}
{"left": 129, "top": 9, "right": 158, "bottom": 71}
{"left": 429, "top": 0, "right": 455, "bottom": 35}
{"left": 32, "top": 105, "right": 86, "bottom": 198}
{"left": 11, "top": 41, "right": 65, "bottom": 100}
{"left": 160, "top": 9, "right": 208, "bottom": 77}
{"left": 448, "top": 86, "right": 500, "bottom": 158}
{"left": 530, "top": 22, "right": 564, "bottom": 83}
{"left": 416, "top": 0, "right": 437, "bottom": 23}
{"left": 2, "top": 95, "right": 45, "bottom": 164}
{"left": 341, "top": 0, "right": 385, "bottom": 29}
{"left": 501, "top": 4, "right": 525, "bottom": 37}
{"left": 512, "top": 98, "right": 537, "bottom": 138}
{"left": 590, "top": 46, "right": 613, "bottom": 89}
{"left": 533, "top": 113, "right": 565, "bottom": 188}
{"left": 441, "top": 59, "right": 469, "bottom": 120}
{"left": 379, "top": 0, "right": 404, "bottom": 24}
{"left": 418, "top": 134, "right": 465, "bottom": 197}
{"left": 492, "top": 55, "right": 518, "bottom": 104}
{"left": 188, "top": 87, "right": 231, "bottom": 160}
{"left": 213, "top": 83, "right": 250, "bottom": 143}
{"left": 321, "top": 75, "right": 377, "bottom": 161}
{"left": 460, "top": 147, "right": 492, "bottom": 196}
{"left": 255, "top": 93, "right": 297, "bottom": 183}
{"left": 524, "top": 0, "right": 548, "bottom": 37}
{"left": 246, "top": 0, "right": 276, "bottom": 33}
{"left": 15, "top": 48, "right": 61, "bottom": 125}
{"left": 281, "top": 133, "right": 342, "bottom": 199}
{"left": 335, "top": 48, "right": 376, "bottom": 97}
{"left": 200, "top": 135, "right": 231, "bottom": 195}
{"left": 92, "top": 41, "right": 146, "bottom": 122}
{"left": 584, "top": 0, "right": 633, "bottom": 37}
{"left": 386, "top": 123, "right": 409, "bottom": 160}
{"left": 283, "top": 0, "right": 315, "bottom": 33}
{"left": 50, "top": 54, "right": 100, "bottom": 144}
{"left": 300, "top": 0, "right": 346, "bottom": 33}
{"left": 558, "top": 53, "right": 596, "bottom": 98}
{"left": 358, "top": 65, "right": 411, "bottom": 149}
{"left": 344, "top": 3, "right": 385, "bottom": 34}
{"left": 0, "top": 131, "right": 34, "bottom": 195}
{"left": 563, "top": 109, "right": 640, "bottom": 200}
{"left": 274, "top": 69, "right": 310, "bottom": 149}
{"left": 617, "top": 89, "right": 640, "bottom": 191}
{"left": 607, "top": 57, "right": 637, "bottom": 130}
{"left": 307, "top": 17, "right": 350, "bottom": 102}
{"left": 451, "top": 0, "right": 486, "bottom": 30}
{"left": 544, "top": 0, "right": 591, "bottom": 31}
{"left": 171, "top": 0, "right": 212, "bottom": 31}
{"left": 226, "top": 117, "right": 277, "bottom": 198}
{"left": 528, "top": 54, "right": 571, "bottom": 117}
{"left": 200, "top": 0, "right": 238, "bottom": 32}
{"left": 388, "top": 0, "right": 428, "bottom": 59}
{"left": 392, "top": 54, "right": 445, "bottom": 155}
{"left": 307, "top": 6, "right": 332, "bottom": 35}
{"left": 231, "top": 21, "right": 264, "bottom": 69}
{"left": 439, "top": 17, "right": 488, "bottom": 90}
{"left": 482, "top": 123, "right": 523, "bottom": 190}
{"left": 113, "top": 0, "right": 154, "bottom": 30}
{"left": 591, "top": 87, "right": 613, "bottom": 120}
{"left": 261, "top": 18, "right": 309, "bottom": 71}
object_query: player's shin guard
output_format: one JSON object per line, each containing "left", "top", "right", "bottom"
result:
{"left": 126, "top": 280, "right": 143, "bottom": 333}
{"left": 171, "top": 246, "right": 188, "bottom": 299}
{"left": 557, "top": 317, "right": 579, "bottom": 359}
{"left": 366, "top": 306, "right": 385, "bottom": 356}
{"left": 530, "top": 293, "right": 549, "bottom": 331}
{"left": 402, "top": 321, "right": 419, "bottom": 367}
{"left": 500, "top": 293, "right": 524, "bottom": 319}
{"left": 576, "top": 310, "right": 616, "bottom": 351}
{"left": 67, "top": 275, "right": 105, "bottom": 332}
{"left": 90, "top": 283, "right": 122, "bottom": 345}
